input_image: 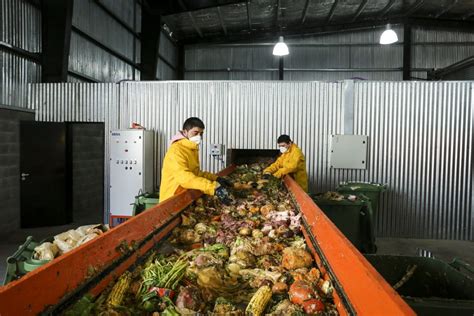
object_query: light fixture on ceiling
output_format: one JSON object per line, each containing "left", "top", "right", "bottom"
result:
{"left": 379, "top": 24, "right": 398, "bottom": 45}
{"left": 273, "top": 36, "right": 289, "bottom": 56}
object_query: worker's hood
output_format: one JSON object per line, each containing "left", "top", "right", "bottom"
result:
{"left": 170, "top": 131, "right": 186, "bottom": 144}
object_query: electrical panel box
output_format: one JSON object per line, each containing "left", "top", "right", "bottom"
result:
{"left": 210, "top": 144, "right": 225, "bottom": 156}
{"left": 330, "top": 135, "right": 368, "bottom": 169}
{"left": 109, "top": 130, "right": 154, "bottom": 220}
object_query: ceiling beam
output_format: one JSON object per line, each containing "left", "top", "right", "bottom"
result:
{"left": 380, "top": 0, "right": 397, "bottom": 17}
{"left": 180, "top": 17, "right": 474, "bottom": 45}
{"left": 178, "top": 0, "right": 203, "bottom": 38}
{"left": 434, "top": 0, "right": 458, "bottom": 18}
{"left": 216, "top": 6, "right": 228, "bottom": 36}
{"left": 301, "top": 0, "right": 311, "bottom": 24}
{"left": 326, "top": 0, "right": 339, "bottom": 23}
{"left": 405, "top": 0, "right": 424, "bottom": 16}
{"left": 187, "top": 12, "right": 203, "bottom": 38}
{"left": 152, "top": 0, "right": 247, "bottom": 16}
{"left": 351, "top": 0, "right": 368, "bottom": 22}
{"left": 246, "top": 0, "right": 252, "bottom": 31}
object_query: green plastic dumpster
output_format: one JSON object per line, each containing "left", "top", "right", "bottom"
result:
{"left": 365, "top": 254, "right": 474, "bottom": 316}
{"left": 337, "top": 181, "right": 387, "bottom": 214}
{"left": 312, "top": 194, "right": 376, "bottom": 253}
{"left": 2, "top": 236, "right": 52, "bottom": 285}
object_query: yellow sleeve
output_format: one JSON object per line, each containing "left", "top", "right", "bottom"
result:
{"left": 273, "top": 150, "right": 302, "bottom": 178}
{"left": 170, "top": 151, "right": 217, "bottom": 195}
{"left": 264, "top": 156, "right": 282, "bottom": 174}
{"left": 198, "top": 170, "right": 218, "bottom": 181}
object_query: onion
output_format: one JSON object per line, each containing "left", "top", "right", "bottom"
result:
{"left": 239, "top": 227, "right": 251, "bottom": 236}
{"left": 252, "top": 229, "right": 263, "bottom": 239}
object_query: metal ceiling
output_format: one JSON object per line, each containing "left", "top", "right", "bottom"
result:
{"left": 153, "top": 0, "right": 474, "bottom": 44}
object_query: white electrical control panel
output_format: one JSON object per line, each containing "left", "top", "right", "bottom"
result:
{"left": 109, "top": 130, "right": 154, "bottom": 218}
{"left": 330, "top": 135, "right": 368, "bottom": 169}
{"left": 210, "top": 144, "right": 225, "bottom": 156}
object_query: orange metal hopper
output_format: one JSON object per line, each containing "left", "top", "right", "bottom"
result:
{"left": 0, "top": 167, "right": 414, "bottom": 315}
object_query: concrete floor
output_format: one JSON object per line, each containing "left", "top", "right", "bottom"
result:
{"left": 1, "top": 228, "right": 473, "bottom": 285}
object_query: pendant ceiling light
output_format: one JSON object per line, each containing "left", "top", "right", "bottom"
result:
{"left": 273, "top": 36, "right": 289, "bottom": 56}
{"left": 380, "top": 24, "right": 398, "bottom": 45}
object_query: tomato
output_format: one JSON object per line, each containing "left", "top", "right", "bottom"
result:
{"left": 288, "top": 280, "right": 315, "bottom": 305}
{"left": 302, "top": 298, "right": 325, "bottom": 314}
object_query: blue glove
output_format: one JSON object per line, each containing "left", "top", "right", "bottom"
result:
{"left": 215, "top": 186, "right": 233, "bottom": 205}
{"left": 217, "top": 177, "right": 233, "bottom": 188}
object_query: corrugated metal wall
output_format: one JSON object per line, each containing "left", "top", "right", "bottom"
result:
{"left": 119, "top": 81, "right": 344, "bottom": 191}
{"left": 0, "top": 0, "right": 41, "bottom": 107}
{"left": 27, "top": 80, "right": 474, "bottom": 240}
{"left": 157, "top": 34, "right": 179, "bottom": 80}
{"left": 0, "top": 0, "right": 178, "bottom": 105}
{"left": 185, "top": 25, "right": 474, "bottom": 82}
{"left": 70, "top": 0, "right": 139, "bottom": 82}
{"left": 185, "top": 26, "right": 404, "bottom": 81}
{"left": 412, "top": 27, "right": 474, "bottom": 79}
{"left": 352, "top": 81, "right": 473, "bottom": 240}
{"left": 70, "top": 0, "right": 178, "bottom": 82}
{"left": 28, "top": 83, "right": 119, "bottom": 222}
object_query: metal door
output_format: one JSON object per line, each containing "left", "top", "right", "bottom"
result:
{"left": 20, "top": 122, "right": 72, "bottom": 228}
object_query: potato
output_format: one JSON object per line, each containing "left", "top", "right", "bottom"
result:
{"left": 282, "top": 247, "right": 313, "bottom": 270}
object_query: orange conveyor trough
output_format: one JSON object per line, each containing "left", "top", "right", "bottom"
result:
{"left": 0, "top": 166, "right": 415, "bottom": 315}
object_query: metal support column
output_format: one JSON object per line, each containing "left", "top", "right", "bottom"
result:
{"left": 279, "top": 57, "right": 284, "bottom": 80}
{"left": 41, "top": 0, "right": 73, "bottom": 82}
{"left": 178, "top": 45, "right": 185, "bottom": 80}
{"left": 140, "top": 9, "right": 162, "bottom": 80}
{"left": 403, "top": 24, "right": 412, "bottom": 80}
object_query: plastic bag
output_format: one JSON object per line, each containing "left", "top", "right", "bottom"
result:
{"left": 33, "top": 242, "right": 59, "bottom": 260}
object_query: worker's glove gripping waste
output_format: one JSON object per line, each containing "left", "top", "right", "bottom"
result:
{"left": 216, "top": 176, "right": 234, "bottom": 188}
{"left": 215, "top": 186, "right": 234, "bottom": 205}
{"left": 262, "top": 173, "right": 276, "bottom": 181}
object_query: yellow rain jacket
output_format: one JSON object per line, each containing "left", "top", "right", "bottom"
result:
{"left": 264, "top": 143, "right": 309, "bottom": 192}
{"left": 159, "top": 138, "right": 218, "bottom": 202}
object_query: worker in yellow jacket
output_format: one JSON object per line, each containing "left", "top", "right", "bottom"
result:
{"left": 263, "top": 134, "right": 309, "bottom": 192}
{"left": 159, "top": 117, "right": 233, "bottom": 203}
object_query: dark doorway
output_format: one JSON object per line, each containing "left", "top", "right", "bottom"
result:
{"left": 68, "top": 123, "right": 104, "bottom": 224}
{"left": 20, "top": 122, "right": 72, "bottom": 228}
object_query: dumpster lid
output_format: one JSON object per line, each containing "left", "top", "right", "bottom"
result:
{"left": 338, "top": 181, "right": 387, "bottom": 191}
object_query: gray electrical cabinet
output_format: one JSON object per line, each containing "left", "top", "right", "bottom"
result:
{"left": 330, "top": 135, "right": 368, "bottom": 169}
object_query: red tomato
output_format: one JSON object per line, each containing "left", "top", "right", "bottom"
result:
{"left": 288, "top": 280, "right": 315, "bottom": 305}
{"left": 302, "top": 298, "right": 325, "bottom": 314}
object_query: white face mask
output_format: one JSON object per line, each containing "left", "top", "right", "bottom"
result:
{"left": 189, "top": 135, "right": 202, "bottom": 145}
{"left": 279, "top": 146, "right": 288, "bottom": 153}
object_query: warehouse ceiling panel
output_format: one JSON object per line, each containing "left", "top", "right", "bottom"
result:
{"left": 147, "top": 0, "right": 474, "bottom": 44}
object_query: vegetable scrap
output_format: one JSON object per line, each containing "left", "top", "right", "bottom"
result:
{"left": 64, "top": 164, "right": 338, "bottom": 315}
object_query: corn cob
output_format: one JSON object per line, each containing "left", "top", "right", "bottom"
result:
{"left": 245, "top": 285, "right": 272, "bottom": 316}
{"left": 107, "top": 271, "right": 132, "bottom": 307}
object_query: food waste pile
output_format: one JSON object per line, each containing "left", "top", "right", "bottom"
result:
{"left": 66, "top": 164, "right": 338, "bottom": 315}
